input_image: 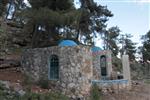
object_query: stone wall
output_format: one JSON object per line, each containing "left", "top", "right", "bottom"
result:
{"left": 122, "top": 55, "right": 131, "bottom": 89}
{"left": 92, "top": 50, "right": 112, "bottom": 80}
{"left": 21, "top": 46, "right": 93, "bottom": 99}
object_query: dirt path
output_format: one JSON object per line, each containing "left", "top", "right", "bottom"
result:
{"left": 0, "top": 70, "right": 24, "bottom": 83}
{"left": 102, "top": 82, "right": 150, "bottom": 100}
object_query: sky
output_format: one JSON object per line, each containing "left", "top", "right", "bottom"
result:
{"left": 93, "top": 0, "right": 150, "bottom": 47}
{"left": 24, "top": 0, "right": 149, "bottom": 48}
{"left": 25, "top": 0, "right": 149, "bottom": 48}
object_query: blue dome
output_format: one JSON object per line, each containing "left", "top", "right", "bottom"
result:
{"left": 59, "top": 40, "right": 77, "bottom": 46}
{"left": 91, "top": 46, "right": 102, "bottom": 52}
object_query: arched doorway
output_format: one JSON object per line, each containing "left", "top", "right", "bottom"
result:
{"left": 100, "top": 55, "right": 107, "bottom": 77}
{"left": 49, "top": 55, "right": 59, "bottom": 80}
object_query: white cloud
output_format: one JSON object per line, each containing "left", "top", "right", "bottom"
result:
{"left": 24, "top": 0, "right": 31, "bottom": 7}
{"left": 94, "top": 0, "right": 150, "bottom": 3}
{"left": 138, "top": 0, "right": 150, "bottom": 3}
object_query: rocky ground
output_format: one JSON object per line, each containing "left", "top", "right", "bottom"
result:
{"left": 102, "top": 81, "right": 150, "bottom": 100}
{"left": 0, "top": 70, "right": 69, "bottom": 100}
{"left": 0, "top": 69, "right": 150, "bottom": 100}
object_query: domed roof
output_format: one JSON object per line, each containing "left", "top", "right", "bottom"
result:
{"left": 91, "top": 46, "right": 102, "bottom": 52}
{"left": 58, "top": 40, "right": 77, "bottom": 46}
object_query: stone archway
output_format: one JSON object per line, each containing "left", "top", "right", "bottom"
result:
{"left": 100, "top": 55, "right": 107, "bottom": 77}
{"left": 49, "top": 55, "right": 59, "bottom": 80}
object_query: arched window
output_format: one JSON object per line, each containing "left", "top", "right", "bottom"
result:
{"left": 49, "top": 55, "right": 59, "bottom": 80}
{"left": 100, "top": 55, "right": 107, "bottom": 76}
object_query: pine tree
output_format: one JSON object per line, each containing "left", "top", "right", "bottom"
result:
{"left": 0, "top": 0, "right": 8, "bottom": 16}
{"left": 104, "top": 26, "right": 120, "bottom": 56}
{"left": 79, "top": 0, "right": 113, "bottom": 45}
{"left": 119, "top": 34, "right": 136, "bottom": 60}
{"left": 141, "top": 30, "right": 150, "bottom": 62}
{"left": 1, "top": 0, "right": 114, "bottom": 48}
{"left": 21, "top": 0, "right": 80, "bottom": 48}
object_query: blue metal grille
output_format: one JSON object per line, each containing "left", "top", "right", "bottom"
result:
{"left": 100, "top": 55, "right": 107, "bottom": 77}
{"left": 49, "top": 55, "right": 59, "bottom": 80}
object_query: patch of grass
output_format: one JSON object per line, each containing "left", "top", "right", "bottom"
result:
{"left": 0, "top": 82, "right": 20, "bottom": 100}
{"left": 22, "top": 74, "right": 33, "bottom": 92}
{"left": 0, "top": 27, "right": 4, "bottom": 33}
{"left": 0, "top": 82, "right": 5, "bottom": 90}
{"left": 20, "top": 91, "right": 69, "bottom": 100}
{"left": 0, "top": 82, "right": 69, "bottom": 100}
{"left": 44, "top": 92, "right": 69, "bottom": 100}
{"left": 20, "top": 92, "right": 41, "bottom": 100}
{"left": 9, "top": 47, "right": 23, "bottom": 55}
{"left": 23, "top": 74, "right": 33, "bottom": 85}
{"left": 90, "top": 84, "right": 102, "bottom": 100}
{"left": 144, "top": 79, "right": 150, "bottom": 84}
{"left": 37, "top": 78, "right": 49, "bottom": 89}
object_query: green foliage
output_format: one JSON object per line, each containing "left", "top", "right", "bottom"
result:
{"left": 104, "top": 26, "right": 120, "bottom": 55}
{"left": 23, "top": 75, "right": 33, "bottom": 85}
{"left": 0, "top": 0, "right": 7, "bottom": 16}
{"left": 22, "top": 74, "right": 33, "bottom": 92}
{"left": 1, "top": 0, "right": 115, "bottom": 50}
{"left": 16, "top": 0, "right": 114, "bottom": 47}
{"left": 112, "top": 56, "right": 122, "bottom": 72}
{"left": 0, "top": 82, "right": 69, "bottom": 100}
{"left": 119, "top": 34, "right": 136, "bottom": 60}
{"left": 130, "top": 61, "right": 144, "bottom": 80}
{"left": 21, "top": 92, "right": 41, "bottom": 100}
{"left": 0, "top": 0, "right": 9, "bottom": 16}
{"left": 90, "top": 84, "right": 101, "bottom": 100}
{"left": 79, "top": 0, "right": 113, "bottom": 45}
{"left": 44, "top": 92, "right": 69, "bottom": 100}
{"left": 0, "top": 82, "right": 5, "bottom": 90}
{"left": 21, "top": 92, "right": 69, "bottom": 100}
{"left": 144, "top": 79, "right": 150, "bottom": 84}
{"left": 0, "top": 24, "right": 9, "bottom": 56}
{"left": 30, "top": 0, "right": 74, "bottom": 10}
{"left": 0, "top": 0, "right": 114, "bottom": 48}
{"left": 0, "top": 82, "right": 20, "bottom": 100}
{"left": 141, "top": 30, "right": 150, "bottom": 61}
{"left": 37, "top": 78, "right": 49, "bottom": 89}
{"left": 0, "top": 27, "right": 3, "bottom": 32}
{"left": 20, "top": 0, "right": 81, "bottom": 48}
{"left": 130, "top": 61, "right": 150, "bottom": 80}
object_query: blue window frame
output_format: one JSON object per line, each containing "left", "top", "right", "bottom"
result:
{"left": 49, "top": 55, "right": 59, "bottom": 80}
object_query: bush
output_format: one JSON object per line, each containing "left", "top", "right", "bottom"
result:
{"left": 0, "top": 82, "right": 20, "bottom": 100}
{"left": 144, "top": 79, "right": 150, "bottom": 84}
{"left": 0, "top": 81, "right": 69, "bottom": 100}
{"left": 23, "top": 74, "right": 33, "bottom": 85}
{"left": 91, "top": 84, "right": 101, "bottom": 100}
{"left": 0, "top": 82, "right": 5, "bottom": 90}
{"left": 21, "top": 92, "right": 41, "bottom": 100}
{"left": 44, "top": 92, "right": 69, "bottom": 100}
{"left": 112, "top": 56, "right": 122, "bottom": 72}
{"left": 37, "top": 78, "right": 49, "bottom": 89}
{"left": 21, "top": 92, "right": 69, "bottom": 100}
{"left": 22, "top": 74, "right": 33, "bottom": 92}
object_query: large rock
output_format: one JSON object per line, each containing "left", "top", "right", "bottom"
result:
{"left": 0, "top": 59, "right": 20, "bottom": 69}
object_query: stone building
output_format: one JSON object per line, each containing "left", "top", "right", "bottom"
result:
{"left": 21, "top": 40, "right": 112, "bottom": 99}
{"left": 92, "top": 46, "right": 112, "bottom": 80}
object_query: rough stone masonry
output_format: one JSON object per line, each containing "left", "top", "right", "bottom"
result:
{"left": 21, "top": 46, "right": 93, "bottom": 99}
